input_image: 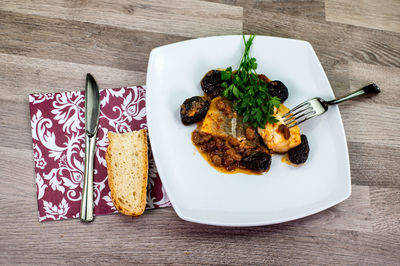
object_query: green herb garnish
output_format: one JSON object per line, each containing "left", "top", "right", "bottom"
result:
{"left": 221, "top": 35, "right": 280, "bottom": 128}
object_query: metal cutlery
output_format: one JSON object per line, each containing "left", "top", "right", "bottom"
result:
{"left": 283, "top": 83, "right": 381, "bottom": 128}
{"left": 80, "top": 73, "right": 100, "bottom": 222}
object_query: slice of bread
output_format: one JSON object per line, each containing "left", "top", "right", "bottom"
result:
{"left": 106, "top": 129, "right": 148, "bottom": 216}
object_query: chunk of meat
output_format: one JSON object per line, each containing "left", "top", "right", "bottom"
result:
{"left": 211, "top": 154, "right": 222, "bottom": 166}
{"left": 192, "top": 131, "right": 212, "bottom": 145}
{"left": 257, "top": 104, "right": 301, "bottom": 153}
{"left": 226, "top": 148, "right": 242, "bottom": 161}
{"left": 200, "top": 96, "right": 241, "bottom": 139}
{"left": 245, "top": 127, "right": 256, "bottom": 140}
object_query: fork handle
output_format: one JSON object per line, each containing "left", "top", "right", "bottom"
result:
{"left": 326, "top": 83, "right": 380, "bottom": 105}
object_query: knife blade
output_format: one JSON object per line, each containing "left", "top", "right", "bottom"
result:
{"left": 80, "top": 73, "right": 100, "bottom": 222}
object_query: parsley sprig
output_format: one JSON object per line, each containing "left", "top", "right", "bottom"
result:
{"left": 220, "top": 35, "right": 280, "bottom": 128}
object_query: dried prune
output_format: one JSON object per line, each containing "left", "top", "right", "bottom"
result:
{"left": 240, "top": 151, "right": 271, "bottom": 172}
{"left": 288, "top": 135, "right": 310, "bottom": 164}
{"left": 180, "top": 96, "right": 210, "bottom": 125}
{"left": 200, "top": 70, "right": 224, "bottom": 99}
{"left": 267, "top": 80, "right": 289, "bottom": 103}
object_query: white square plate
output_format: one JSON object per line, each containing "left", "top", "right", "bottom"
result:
{"left": 146, "top": 35, "right": 351, "bottom": 226}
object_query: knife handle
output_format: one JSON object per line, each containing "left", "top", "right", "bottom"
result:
{"left": 80, "top": 133, "right": 97, "bottom": 222}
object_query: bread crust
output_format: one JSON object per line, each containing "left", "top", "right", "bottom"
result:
{"left": 106, "top": 129, "right": 148, "bottom": 216}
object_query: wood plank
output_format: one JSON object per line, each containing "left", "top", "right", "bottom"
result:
{"left": 0, "top": 0, "right": 243, "bottom": 38}
{"left": 339, "top": 101, "right": 400, "bottom": 148}
{"left": 340, "top": 101, "right": 400, "bottom": 148}
{"left": 1, "top": 207, "right": 399, "bottom": 265}
{"left": 348, "top": 142, "right": 400, "bottom": 189}
{"left": 348, "top": 62, "right": 400, "bottom": 107}
{"left": 326, "top": 0, "right": 400, "bottom": 33}
{"left": 0, "top": 147, "right": 37, "bottom": 201}
{"left": 330, "top": 62, "right": 400, "bottom": 107}
{"left": 370, "top": 187, "right": 400, "bottom": 234}
{"left": 0, "top": 99, "right": 32, "bottom": 150}
{"left": 244, "top": 9, "right": 400, "bottom": 68}
{"left": 205, "top": 0, "right": 325, "bottom": 21}
{"left": 0, "top": 10, "right": 187, "bottom": 72}
{"left": 0, "top": 53, "right": 146, "bottom": 102}
{"left": 320, "top": 58, "right": 350, "bottom": 95}
{"left": 284, "top": 185, "right": 372, "bottom": 232}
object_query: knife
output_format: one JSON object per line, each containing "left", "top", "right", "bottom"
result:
{"left": 80, "top": 73, "right": 100, "bottom": 222}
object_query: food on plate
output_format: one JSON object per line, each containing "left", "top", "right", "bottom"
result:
{"left": 180, "top": 35, "right": 310, "bottom": 174}
{"left": 257, "top": 104, "right": 301, "bottom": 153}
{"left": 200, "top": 97, "right": 240, "bottom": 138}
{"left": 288, "top": 134, "right": 310, "bottom": 164}
{"left": 192, "top": 130, "right": 271, "bottom": 172}
{"left": 180, "top": 96, "right": 210, "bottom": 125}
{"left": 240, "top": 151, "right": 272, "bottom": 172}
{"left": 106, "top": 129, "right": 148, "bottom": 216}
{"left": 194, "top": 96, "right": 271, "bottom": 172}
{"left": 201, "top": 70, "right": 226, "bottom": 99}
{"left": 266, "top": 80, "right": 289, "bottom": 103}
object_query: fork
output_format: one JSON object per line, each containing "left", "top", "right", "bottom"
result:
{"left": 283, "top": 83, "right": 381, "bottom": 128}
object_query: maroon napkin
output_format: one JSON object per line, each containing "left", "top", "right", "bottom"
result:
{"left": 29, "top": 86, "right": 170, "bottom": 222}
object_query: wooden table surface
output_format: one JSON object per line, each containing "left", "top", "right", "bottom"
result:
{"left": 1, "top": 0, "right": 399, "bottom": 264}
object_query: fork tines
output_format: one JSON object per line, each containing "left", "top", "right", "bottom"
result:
{"left": 282, "top": 102, "right": 316, "bottom": 128}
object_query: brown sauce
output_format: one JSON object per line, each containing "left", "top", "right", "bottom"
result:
{"left": 281, "top": 153, "right": 302, "bottom": 167}
{"left": 193, "top": 140, "right": 264, "bottom": 175}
